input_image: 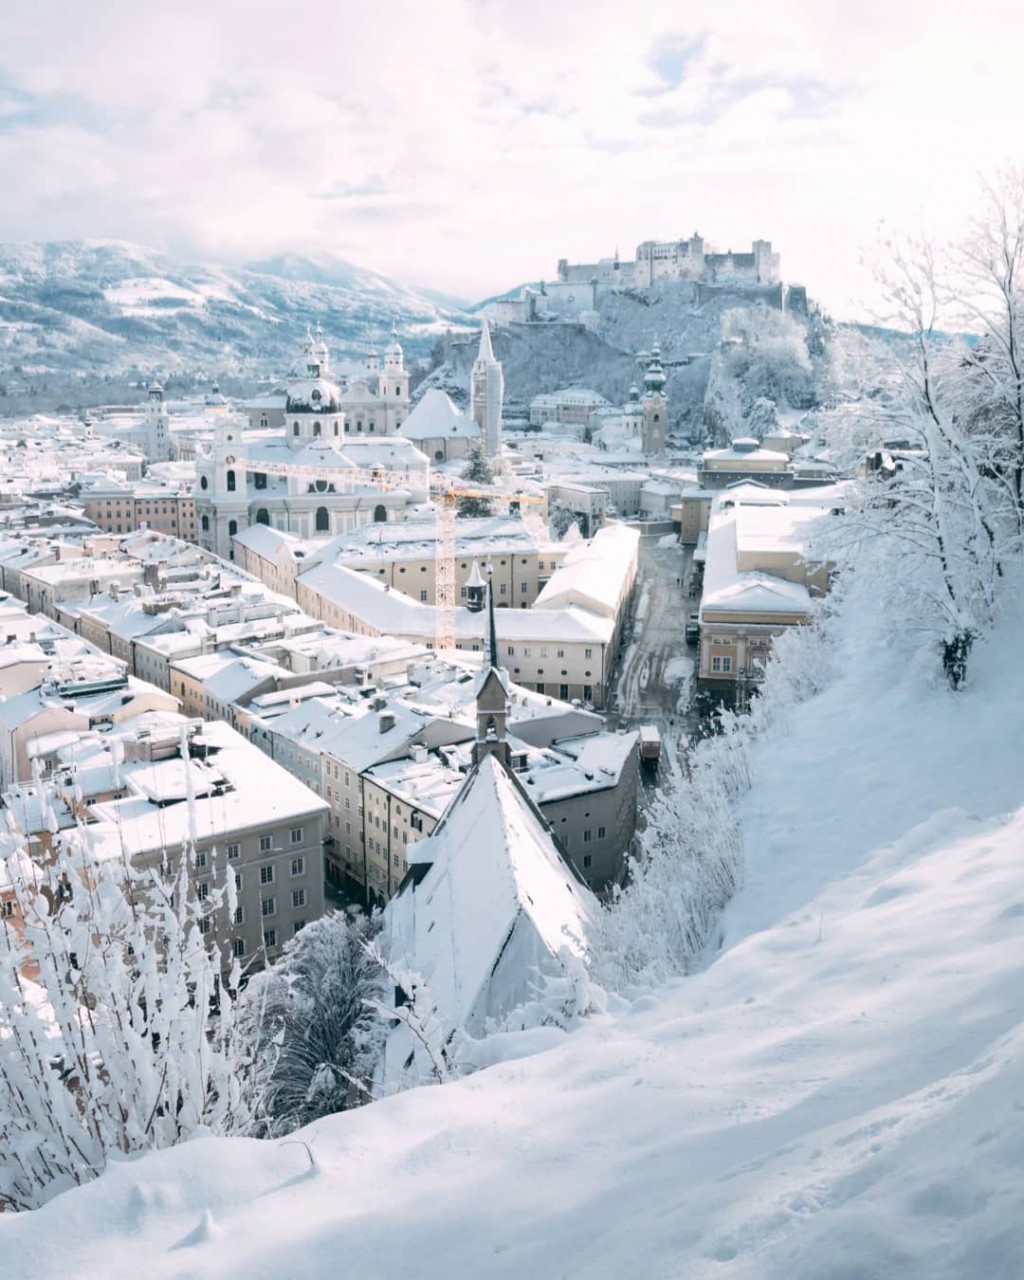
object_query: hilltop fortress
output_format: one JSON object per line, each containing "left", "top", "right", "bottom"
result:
{"left": 557, "top": 233, "right": 779, "bottom": 289}
{"left": 489, "top": 232, "right": 805, "bottom": 328}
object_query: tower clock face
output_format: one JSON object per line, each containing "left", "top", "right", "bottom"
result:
{"left": 225, "top": 455, "right": 236, "bottom": 465}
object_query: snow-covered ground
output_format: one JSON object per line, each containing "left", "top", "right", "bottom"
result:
{"left": 4, "top": 581, "right": 1024, "bottom": 1278}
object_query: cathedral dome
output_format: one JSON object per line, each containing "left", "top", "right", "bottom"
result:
{"left": 286, "top": 376, "right": 342, "bottom": 413}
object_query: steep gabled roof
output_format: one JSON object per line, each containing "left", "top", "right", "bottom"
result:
{"left": 387, "top": 753, "right": 595, "bottom": 1036}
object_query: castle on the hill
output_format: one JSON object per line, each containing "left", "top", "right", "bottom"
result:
{"left": 557, "top": 233, "right": 779, "bottom": 289}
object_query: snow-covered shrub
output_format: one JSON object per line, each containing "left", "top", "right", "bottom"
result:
{"left": 238, "top": 911, "right": 387, "bottom": 1136}
{"left": 0, "top": 837, "right": 249, "bottom": 1211}
{"left": 593, "top": 618, "right": 833, "bottom": 994}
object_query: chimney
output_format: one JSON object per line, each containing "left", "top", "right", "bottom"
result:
{"left": 378, "top": 710, "right": 396, "bottom": 734}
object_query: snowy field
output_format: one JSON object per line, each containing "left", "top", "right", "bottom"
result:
{"left": 4, "top": 583, "right": 1024, "bottom": 1278}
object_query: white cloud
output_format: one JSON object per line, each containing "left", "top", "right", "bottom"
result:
{"left": 0, "top": 0, "right": 1019, "bottom": 315}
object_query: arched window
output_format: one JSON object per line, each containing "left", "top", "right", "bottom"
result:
{"left": 228, "top": 520, "right": 238, "bottom": 536}
{"left": 434, "top": 450, "right": 444, "bottom": 462}
{"left": 333, "top": 423, "right": 339, "bottom": 436}
{"left": 315, "top": 507, "right": 330, "bottom": 532}
{"left": 201, "top": 515, "right": 209, "bottom": 531}
{"left": 293, "top": 423, "right": 300, "bottom": 437}
{"left": 314, "top": 479, "right": 328, "bottom": 493}
{"left": 226, "top": 470, "right": 236, "bottom": 492}
{"left": 255, "top": 508, "right": 270, "bottom": 525}
{"left": 200, "top": 475, "right": 209, "bottom": 490}
{"left": 313, "top": 421, "right": 321, "bottom": 437}
{"left": 373, "top": 504, "right": 387, "bottom": 523}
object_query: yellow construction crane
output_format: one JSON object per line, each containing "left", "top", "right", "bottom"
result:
{"left": 431, "top": 485, "right": 545, "bottom": 653}
{"left": 215, "top": 451, "right": 544, "bottom": 653}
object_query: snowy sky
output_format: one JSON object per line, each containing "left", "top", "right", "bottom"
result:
{"left": 0, "top": 0, "right": 1020, "bottom": 316}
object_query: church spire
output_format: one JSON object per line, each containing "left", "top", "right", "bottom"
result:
{"left": 473, "top": 571, "right": 510, "bottom": 767}
{"left": 487, "top": 570, "right": 499, "bottom": 670}
{"left": 477, "top": 319, "right": 495, "bottom": 363}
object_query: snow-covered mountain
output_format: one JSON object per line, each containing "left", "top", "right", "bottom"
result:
{"left": 0, "top": 240, "right": 470, "bottom": 379}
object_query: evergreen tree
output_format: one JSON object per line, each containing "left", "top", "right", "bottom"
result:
{"left": 457, "top": 443, "right": 495, "bottom": 517}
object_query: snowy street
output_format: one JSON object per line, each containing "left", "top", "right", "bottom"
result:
{"left": 612, "top": 530, "right": 696, "bottom": 743}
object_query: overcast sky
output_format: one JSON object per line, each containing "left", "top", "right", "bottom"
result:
{"left": 0, "top": 0, "right": 1019, "bottom": 317}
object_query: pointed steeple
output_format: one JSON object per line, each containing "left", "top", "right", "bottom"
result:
{"left": 473, "top": 573, "right": 510, "bottom": 767}
{"left": 477, "top": 319, "right": 495, "bottom": 363}
{"left": 487, "top": 571, "right": 499, "bottom": 670}
{"left": 465, "top": 559, "right": 486, "bottom": 613}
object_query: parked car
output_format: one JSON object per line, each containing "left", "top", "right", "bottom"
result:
{"left": 685, "top": 613, "right": 700, "bottom": 645}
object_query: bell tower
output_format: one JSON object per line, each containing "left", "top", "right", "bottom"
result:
{"left": 641, "top": 339, "right": 668, "bottom": 456}
{"left": 470, "top": 321, "right": 504, "bottom": 459}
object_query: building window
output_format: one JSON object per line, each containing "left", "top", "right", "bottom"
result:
{"left": 227, "top": 843, "right": 240, "bottom": 860}
{"left": 263, "top": 928, "right": 277, "bottom": 948}
{"left": 294, "top": 423, "right": 300, "bottom": 436}
{"left": 290, "top": 856, "right": 305, "bottom": 876}
{"left": 255, "top": 508, "right": 270, "bottom": 525}
{"left": 198, "top": 915, "right": 212, "bottom": 935}
{"left": 557, "top": 648, "right": 565, "bottom": 658}
{"left": 232, "top": 938, "right": 246, "bottom": 957}
{"left": 260, "top": 864, "right": 275, "bottom": 884}
{"left": 583, "top": 829, "right": 592, "bottom": 844}
{"left": 233, "top": 906, "right": 245, "bottom": 925}
{"left": 292, "top": 889, "right": 306, "bottom": 909}
{"left": 226, "top": 470, "right": 236, "bottom": 492}
{"left": 420, "top": 590, "right": 427, "bottom": 602}
{"left": 500, "top": 583, "right": 507, "bottom": 595}
{"left": 293, "top": 920, "right": 306, "bottom": 935}
{"left": 197, "top": 881, "right": 210, "bottom": 900}
{"left": 254, "top": 472, "right": 267, "bottom": 489}
{"left": 584, "top": 648, "right": 592, "bottom": 659}
{"left": 261, "top": 897, "right": 276, "bottom": 917}
{"left": 259, "top": 835, "right": 273, "bottom": 852}
{"left": 711, "top": 656, "right": 732, "bottom": 673}
{"left": 598, "top": 825, "right": 606, "bottom": 839}
{"left": 520, "top": 582, "right": 528, "bottom": 593}
{"left": 289, "top": 828, "right": 303, "bottom": 845}
{"left": 583, "top": 854, "right": 592, "bottom": 869}
{"left": 583, "top": 685, "right": 592, "bottom": 700}
{"left": 315, "top": 506, "right": 330, "bottom": 532}
{"left": 196, "top": 850, "right": 207, "bottom": 870}
{"left": 228, "top": 519, "right": 238, "bottom": 538}
{"left": 536, "top": 683, "right": 545, "bottom": 694}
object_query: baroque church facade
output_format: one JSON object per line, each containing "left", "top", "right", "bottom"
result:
{"left": 195, "top": 328, "right": 429, "bottom": 561}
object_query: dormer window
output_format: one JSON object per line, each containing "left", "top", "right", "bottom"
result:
{"left": 311, "top": 388, "right": 322, "bottom": 402}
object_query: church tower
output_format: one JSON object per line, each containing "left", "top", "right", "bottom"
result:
{"left": 473, "top": 577, "right": 510, "bottom": 767}
{"left": 378, "top": 327, "right": 410, "bottom": 432}
{"left": 144, "top": 381, "right": 170, "bottom": 462}
{"left": 641, "top": 339, "right": 668, "bottom": 456}
{"left": 470, "top": 321, "right": 504, "bottom": 460}
{"left": 204, "top": 414, "right": 249, "bottom": 560}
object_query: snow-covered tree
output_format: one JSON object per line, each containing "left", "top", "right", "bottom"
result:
{"left": 744, "top": 395, "right": 779, "bottom": 440}
{"left": 549, "top": 502, "right": 579, "bottom": 540}
{"left": 0, "top": 834, "right": 249, "bottom": 1211}
{"left": 237, "top": 911, "right": 387, "bottom": 1137}
{"left": 457, "top": 443, "right": 494, "bottom": 517}
{"left": 953, "top": 168, "right": 1024, "bottom": 532}
{"left": 838, "top": 230, "right": 1016, "bottom": 687}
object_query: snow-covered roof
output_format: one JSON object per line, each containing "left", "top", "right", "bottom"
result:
{"left": 385, "top": 754, "right": 595, "bottom": 1039}
{"left": 533, "top": 524, "right": 638, "bottom": 620}
{"left": 399, "top": 390, "right": 481, "bottom": 442}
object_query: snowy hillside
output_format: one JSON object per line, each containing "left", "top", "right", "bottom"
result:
{"left": 0, "top": 240, "right": 470, "bottom": 379}
{"left": 4, "top": 566, "right": 1023, "bottom": 1277}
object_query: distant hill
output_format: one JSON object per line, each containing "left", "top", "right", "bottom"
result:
{"left": 0, "top": 240, "right": 471, "bottom": 383}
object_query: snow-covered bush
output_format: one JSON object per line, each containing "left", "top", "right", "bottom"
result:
{"left": 237, "top": 911, "right": 387, "bottom": 1136}
{"left": 0, "top": 837, "right": 249, "bottom": 1211}
{"left": 593, "top": 618, "right": 833, "bottom": 993}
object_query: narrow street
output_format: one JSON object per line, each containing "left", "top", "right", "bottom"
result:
{"left": 610, "top": 530, "right": 700, "bottom": 761}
